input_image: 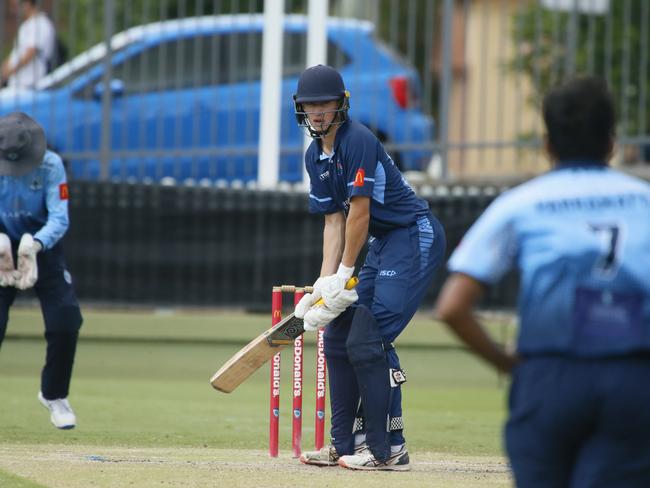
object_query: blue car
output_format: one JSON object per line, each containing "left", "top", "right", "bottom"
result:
{"left": 0, "top": 15, "right": 434, "bottom": 183}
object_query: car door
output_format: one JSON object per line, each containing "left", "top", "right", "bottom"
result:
{"left": 59, "top": 28, "right": 265, "bottom": 182}
{"left": 105, "top": 29, "right": 269, "bottom": 183}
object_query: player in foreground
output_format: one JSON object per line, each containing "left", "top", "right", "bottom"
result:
{"left": 0, "top": 112, "right": 83, "bottom": 429}
{"left": 435, "top": 77, "right": 650, "bottom": 486}
{"left": 292, "top": 65, "right": 446, "bottom": 471}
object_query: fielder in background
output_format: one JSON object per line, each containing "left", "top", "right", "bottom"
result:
{"left": 292, "top": 65, "right": 446, "bottom": 471}
{"left": 0, "top": 112, "right": 83, "bottom": 430}
{"left": 436, "top": 77, "right": 650, "bottom": 487}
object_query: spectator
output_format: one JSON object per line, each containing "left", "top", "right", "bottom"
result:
{"left": 435, "top": 77, "right": 650, "bottom": 487}
{"left": 0, "top": 112, "right": 83, "bottom": 429}
{"left": 1, "top": 0, "right": 55, "bottom": 89}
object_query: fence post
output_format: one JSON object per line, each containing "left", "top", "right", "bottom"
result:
{"left": 438, "top": 0, "right": 454, "bottom": 181}
{"left": 99, "top": 0, "right": 115, "bottom": 181}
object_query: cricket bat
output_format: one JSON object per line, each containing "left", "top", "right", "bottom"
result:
{"left": 210, "top": 277, "right": 358, "bottom": 393}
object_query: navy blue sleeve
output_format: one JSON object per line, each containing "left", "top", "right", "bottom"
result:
{"left": 344, "top": 129, "right": 378, "bottom": 200}
{"left": 306, "top": 146, "right": 339, "bottom": 215}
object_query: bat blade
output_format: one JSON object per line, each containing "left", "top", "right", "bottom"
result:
{"left": 209, "top": 276, "right": 358, "bottom": 393}
{"left": 209, "top": 312, "right": 305, "bottom": 393}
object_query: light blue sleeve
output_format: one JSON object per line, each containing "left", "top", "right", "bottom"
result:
{"left": 447, "top": 194, "right": 519, "bottom": 285}
{"left": 33, "top": 152, "right": 69, "bottom": 249}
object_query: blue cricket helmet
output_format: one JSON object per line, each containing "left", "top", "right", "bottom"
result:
{"left": 294, "top": 64, "right": 346, "bottom": 103}
{"left": 293, "top": 65, "right": 350, "bottom": 138}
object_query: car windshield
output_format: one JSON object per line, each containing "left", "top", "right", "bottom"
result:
{"left": 42, "top": 43, "right": 131, "bottom": 91}
{"left": 39, "top": 15, "right": 368, "bottom": 92}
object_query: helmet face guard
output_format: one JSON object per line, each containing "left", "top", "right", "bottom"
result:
{"left": 293, "top": 94, "right": 350, "bottom": 139}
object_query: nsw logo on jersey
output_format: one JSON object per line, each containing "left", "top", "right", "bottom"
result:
{"left": 29, "top": 179, "right": 43, "bottom": 191}
{"left": 353, "top": 168, "right": 365, "bottom": 187}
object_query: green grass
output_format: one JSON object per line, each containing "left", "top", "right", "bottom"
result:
{"left": 0, "top": 307, "right": 514, "bottom": 487}
{"left": 0, "top": 469, "right": 45, "bottom": 488}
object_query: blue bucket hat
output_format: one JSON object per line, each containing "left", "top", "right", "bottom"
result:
{"left": 0, "top": 112, "right": 46, "bottom": 176}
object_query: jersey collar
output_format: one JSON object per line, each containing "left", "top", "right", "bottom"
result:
{"left": 554, "top": 159, "right": 608, "bottom": 170}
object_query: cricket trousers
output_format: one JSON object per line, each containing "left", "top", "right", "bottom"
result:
{"left": 506, "top": 355, "right": 650, "bottom": 488}
{"left": 324, "top": 213, "right": 446, "bottom": 457}
{"left": 0, "top": 244, "right": 83, "bottom": 399}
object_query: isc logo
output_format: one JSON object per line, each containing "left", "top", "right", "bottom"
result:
{"left": 379, "top": 270, "right": 397, "bottom": 277}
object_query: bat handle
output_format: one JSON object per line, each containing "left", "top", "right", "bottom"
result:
{"left": 313, "top": 276, "right": 359, "bottom": 307}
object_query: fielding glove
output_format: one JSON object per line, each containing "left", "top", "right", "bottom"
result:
{"left": 0, "top": 233, "right": 16, "bottom": 287}
{"left": 16, "top": 234, "right": 40, "bottom": 290}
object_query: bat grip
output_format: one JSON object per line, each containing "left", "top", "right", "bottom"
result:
{"left": 313, "top": 276, "right": 359, "bottom": 307}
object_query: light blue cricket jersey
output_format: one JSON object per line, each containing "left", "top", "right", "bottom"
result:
{"left": 449, "top": 163, "right": 650, "bottom": 356}
{"left": 0, "top": 150, "right": 69, "bottom": 250}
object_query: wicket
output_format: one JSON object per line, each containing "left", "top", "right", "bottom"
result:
{"left": 269, "top": 285, "right": 326, "bottom": 458}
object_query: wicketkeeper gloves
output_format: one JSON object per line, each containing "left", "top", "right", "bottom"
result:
{"left": 0, "top": 233, "right": 16, "bottom": 287}
{"left": 16, "top": 233, "right": 41, "bottom": 290}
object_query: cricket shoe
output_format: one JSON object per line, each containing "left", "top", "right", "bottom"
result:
{"left": 38, "top": 392, "right": 76, "bottom": 429}
{"left": 300, "top": 443, "right": 369, "bottom": 467}
{"left": 338, "top": 444, "right": 410, "bottom": 471}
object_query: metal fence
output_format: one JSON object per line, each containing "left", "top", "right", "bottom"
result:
{"left": 2, "top": 0, "right": 649, "bottom": 185}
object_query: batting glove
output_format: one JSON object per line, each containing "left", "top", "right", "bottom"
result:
{"left": 303, "top": 303, "right": 340, "bottom": 332}
{"left": 16, "top": 234, "right": 41, "bottom": 290}
{"left": 294, "top": 276, "right": 325, "bottom": 319}
{"left": 0, "top": 233, "right": 16, "bottom": 287}
{"left": 319, "top": 264, "right": 358, "bottom": 313}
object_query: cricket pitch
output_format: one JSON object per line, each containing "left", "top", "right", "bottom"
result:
{"left": 0, "top": 444, "right": 511, "bottom": 488}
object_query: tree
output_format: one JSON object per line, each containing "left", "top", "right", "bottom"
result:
{"left": 52, "top": 0, "right": 265, "bottom": 59}
{"left": 509, "top": 1, "right": 650, "bottom": 137}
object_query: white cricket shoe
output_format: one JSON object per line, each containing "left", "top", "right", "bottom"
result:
{"left": 38, "top": 392, "right": 76, "bottom": 429}
{"left": 300, "top": 443, "right": 368, "bottom": 467}
{"left": 338, "top": 444, "right": 411, "bottom": 471}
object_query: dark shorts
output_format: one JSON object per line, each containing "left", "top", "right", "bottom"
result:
{"left": 505, "top": 356, "right": 650, "bottom": 488}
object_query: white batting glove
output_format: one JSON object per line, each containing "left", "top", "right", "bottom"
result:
{"left": 303, "top": 303, "right": 341, "bottom": 332}
{"left": 294, "top": 276, "right": 325, "bottom": 319}
{"left": 320, "top": 264, "right": 358, "bottom": 313}
{"left": 0, "top": 233, "right": 16, "bottom": 287}
{"left": 16, "top": 234, "right": 40, "bottom": 290}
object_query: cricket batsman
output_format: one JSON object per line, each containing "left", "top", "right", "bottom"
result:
{"left": 292, "top": 65, "right": 446, "bottom": 470}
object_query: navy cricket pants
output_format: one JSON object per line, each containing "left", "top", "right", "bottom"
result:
{"left": 506, "top": 355, "right": 650, "bottom": 488}
{"left": 0, "top": 245, "right": 83, "bottom": 399}
{"left": 324, "top": 213, "right": 446, "bottom": 455}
